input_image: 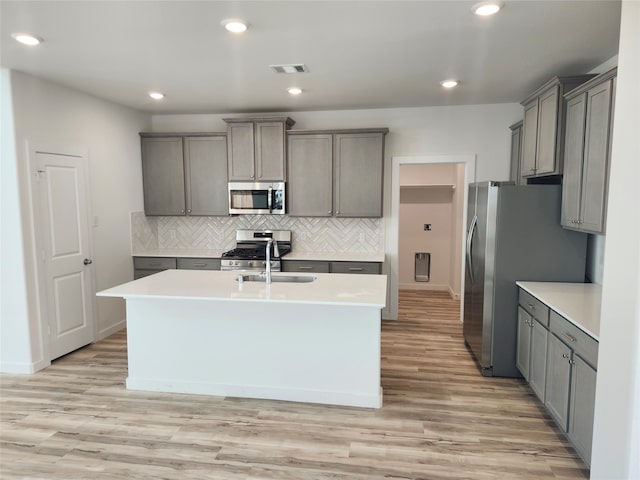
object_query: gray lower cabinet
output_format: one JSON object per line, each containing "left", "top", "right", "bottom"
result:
{"left": 516, "top": 287, "right": 599, "bottom": 467}
{"left": 281, "top": 260, "right": 330, "bottom": 273}
{"left": 176, "top": 258, "right": 221, "bottom": 270}
{"left": 140, "top": 133, "right": 228, "bottom": 216}
{"left": 282, "top": 260, "right": 382, "bottom": 274}
{"left": 133, "top": 257, "right": 177, "bottom": 279}
{"left": 516, "top": 290, "right": 550, "bottom": 403}
{"left": 287, "top": 129, "right": 388, "bottom": 218}
{"left": 545, "top": 333, "right": 573, "bottom": 431}
{"left": 568, "top": 355, "right": 597, "bottom": 466}
{"left": 561, "top": 68, "right": 616, "bottom": 234}
{"left": 134, "top": 256, "right": 221, "bottom": 279}
{"left": 519, "top": 75, "right": 594, "bottom": 179}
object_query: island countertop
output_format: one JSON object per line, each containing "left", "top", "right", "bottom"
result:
{"left": 516, "top": 281, "right": 602, "bottom": 339}
{"left": 98, "top": 269, "right": 387, "bottom": 308}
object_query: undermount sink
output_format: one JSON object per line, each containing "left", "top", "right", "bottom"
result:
{"left": 236, "top": 274, "right": 317, "bottom": 284}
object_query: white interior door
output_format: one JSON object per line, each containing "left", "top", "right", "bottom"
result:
{"left": 36, "top": 151, "right": 95, "bottom": 360}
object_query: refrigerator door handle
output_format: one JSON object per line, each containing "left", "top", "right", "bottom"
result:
{"left": 466, "top": 215, "right": 477, "bottom": 283}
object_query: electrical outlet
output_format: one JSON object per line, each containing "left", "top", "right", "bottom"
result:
{"left": 424, "top": 224, "right": 432, "bottom": 231}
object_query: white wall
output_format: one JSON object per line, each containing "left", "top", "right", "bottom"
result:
{"left": 591, "top": 2, "right": 640, "bottom": 478}
{"left": 1, "top": 71, "right": 150, "bottom": 373}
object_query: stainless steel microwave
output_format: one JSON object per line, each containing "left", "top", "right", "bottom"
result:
{"left": 228, "top": 182, "right": 286, "bottom": 215}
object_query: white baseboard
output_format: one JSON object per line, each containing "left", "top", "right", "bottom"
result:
{"left": 448, "top": 286, "right": 461, "bottom": 300}
{"left": 96, "top": 319, "right": 126, "bottom": 341}
{"left": 1, "top": 358, "right": 50, "bottom": 374}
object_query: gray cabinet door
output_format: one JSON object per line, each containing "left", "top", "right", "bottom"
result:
{"left": 568, "top": 355, "right": 597, "bottom": 467}
{"left": 287, "top": 134, "right": 333, "bottom": 216}
{"left": 529, "top": 318, "right": 549, "bottom": 402}
{"left": 509, "top": 122, "right": 523, "bottom": 185}
{"left": 329, "top": 262, "right": 381, "bottom": 274}
{"left": 334, "top": 132, "right": 384, "bottom": 217}
{"left": 521, "top": 99, "right": 538, "bottom": 178}
{"left": 545, "top": 333, "right": 572, "bottom": 431}
{"left": 535, "top": 85, "right": 560, "bottom": 175}
{"left": 256, "top": 121, "right": 286, "bottom": 181}
{"left": 561, "top": 93, "right": 587, "bottom": 228}
{"left": 185, "top": 136, "right": 228, "bottom": 215}
{"left": 516, "top": 307, "right": 531, "bottom": 381}
{"left": 579, "top": 79, "right": 612, "bottom": 233}
{"left": 227, "top": 122, "right": 255, "bottom": 180}
{"left": 141, "top": 137, "right": 185, "bottom": 215}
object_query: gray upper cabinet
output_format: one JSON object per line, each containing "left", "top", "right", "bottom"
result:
{"left": 520, "top": 75, "right": 594, "bottom": 179}
{"left": 287, "top": 129, "right": 388, "bottom": 218}
{"left": 562, "top": 68, "right": 616, "bottom": 234}
{"left": 141, "top": 137, "right": 186, "bottom": 215}
{"left": 140, "top": 133, "right": 228, "bottom": 216}
{"left": 334, "top": 132, "right": 386, "bottom": 217}
{"left": 224, "top": 117, "right": 295, "bottom": 181}
{"left": 185, "top": 136, "right": 229, "bottom": 215}
{"left": 287, "top": 134, "right": 333, "bottom": 216}
{"left": 509, "top": 121, "right": 524, "bottom": 185}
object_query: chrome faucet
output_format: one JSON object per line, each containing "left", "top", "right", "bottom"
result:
{"left": 265, "top": 239, "right": 273, "bottom": 284}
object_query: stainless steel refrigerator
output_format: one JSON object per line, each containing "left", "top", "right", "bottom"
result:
{"left": 463, "top": 182, "right": 587, "bottom": 377}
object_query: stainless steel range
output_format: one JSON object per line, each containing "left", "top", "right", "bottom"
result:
{"left": 220, "top": 229, "right": 292, "bottom": 271}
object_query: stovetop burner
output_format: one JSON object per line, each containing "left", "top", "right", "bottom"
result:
{"left": 221, "top": 229, "right": 292, "bottom": 261}
{"left": 221, "top": 245, "right": 291, "bottom": 260}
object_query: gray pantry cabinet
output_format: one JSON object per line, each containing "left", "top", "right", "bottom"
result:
{"left": 520, "top": 75, "right": 594, "bottom": 179}
{"left": 516, "top": 287, "right": 598, "bottom": 467}
{"left": 287, "top": 129, "right": 388, "bottom": 218}
{"left": 140, "top": 133, "right": 228, "bottom": 216}
{"left": 561, "top": 68, "right": 617, "bottom": 234}
{"left": 224, "top": 117, "right": 295, "bottom": 181}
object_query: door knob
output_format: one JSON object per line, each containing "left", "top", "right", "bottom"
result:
{"left": 83, "top": 258, "right": 93, "bottom": 265}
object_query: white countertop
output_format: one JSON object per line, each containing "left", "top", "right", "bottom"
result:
{"left": 99, "top": 269, "right": 387, "bottom": 308}
{"left": 516, "top": 281, "right": 602, "bottom": 340}
{"left": 132, "top": 249, "right": 385, "bottom": 262}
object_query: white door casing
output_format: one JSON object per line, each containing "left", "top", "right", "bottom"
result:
{"left": 34, "top": 149, "right": 95, "bottom": 360}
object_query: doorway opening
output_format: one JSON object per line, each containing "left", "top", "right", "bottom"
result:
{"left": 387, "top": 155, "right": 475, "bottom": 322}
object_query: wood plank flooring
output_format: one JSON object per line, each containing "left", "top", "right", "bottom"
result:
{"left": 0, "top": 290, "right": 588, "bottom": 479}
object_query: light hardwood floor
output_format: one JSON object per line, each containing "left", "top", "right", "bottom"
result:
{"left": 1, "top": 290, "right": 588, "bottom": 479}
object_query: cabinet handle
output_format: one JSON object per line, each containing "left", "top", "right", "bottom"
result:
{"left": 328, "top": 211, "right": 332, "bottom": 215}
{"left": 187, "top": 209, "right": 191, "bottom": 214}
{"left": 569, "top": 360, "right": 576, "bottom": 365}
{"left": 348, "top": 267, "right": 364, "bottom": 272}
{"left": 564, "top": 333, "right": 577, "bottom": 343}
{"left": 527, "top": 302, "right": 536, "bottom": 310}
{"left": 193, "top": 263, "right": 207, "bottom": 267}
{"left": 562, "top": 353, "right": 569, "bottom": 359}
{"left": 180, "top": 209, "right": 185, "bottom": 214}
{"left": 298, "top": 266, "right": 313, "bottom": 270}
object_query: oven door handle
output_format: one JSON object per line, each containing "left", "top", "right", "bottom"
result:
{"left": 267, "top": 186, "right": 273, "bottom": 213}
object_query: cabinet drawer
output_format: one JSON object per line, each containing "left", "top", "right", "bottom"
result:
{"left": 134, "top": 269, "right": 161, "bottom": 280}
{"left": 177, "top": 258, "right": 221, "bottom": 270}
{"left": 518, "top": 289, "right": 550, "bottom": 326}
{"left": 282, "top": 260, "right": 330, "bottom": 273}
{"left": 549, "top": 310, "right": 598, "bottom": 369}
{"left": 330, "top": 261, "right": 381, "bottom": 274}
{"left": 133, "top": 257, "right": 177, "bottom": 270}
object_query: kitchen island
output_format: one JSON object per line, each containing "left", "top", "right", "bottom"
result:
{"left": 98, "top": 269, "right": 387, "bottom": 408}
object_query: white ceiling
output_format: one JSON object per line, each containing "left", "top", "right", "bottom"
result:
{"left": 0, "top": 1, "right": 621, "bottom": 114}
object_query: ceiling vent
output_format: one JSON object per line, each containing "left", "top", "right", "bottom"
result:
{"left": 269, "top": 64, "right": 309, "bottom": 74}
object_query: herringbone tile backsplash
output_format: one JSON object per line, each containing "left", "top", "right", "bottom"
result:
{"left": 131, "top": 212, "right": 384, "bottom": 254}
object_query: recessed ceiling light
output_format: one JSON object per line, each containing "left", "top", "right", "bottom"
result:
{"left": 440, "top": 80, "right": 459, "bottom": 89}
{"left": 287, "top": 87, "right": 302, "bottom": 95}
{"left": 11, "top": 33, "right": 43, "bottom": 46}
{"left": 149, "top": 92, "right": 165, "bottom": 100}
{"left": 472, "top": 1, "right": 504, "bottom": 16}
{"left": 221, "top": 19, "right": 248, "bottom": 33}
